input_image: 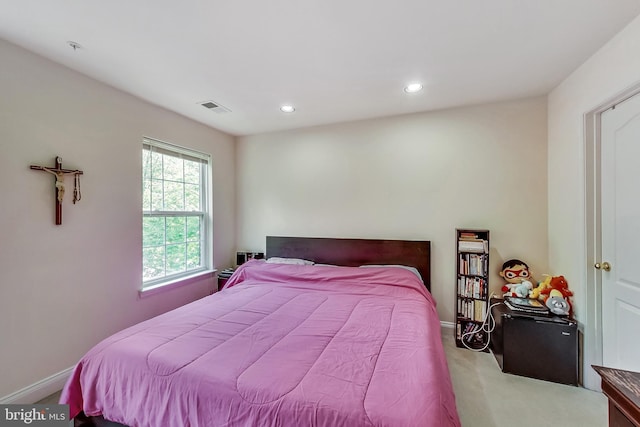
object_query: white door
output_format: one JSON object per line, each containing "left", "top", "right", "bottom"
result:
{"left": 600, "top": 92, "right": 640, "bottom": 371}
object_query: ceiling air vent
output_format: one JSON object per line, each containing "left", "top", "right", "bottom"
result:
{"left": 200, "top": 100, "right": 231, "bottom": 114}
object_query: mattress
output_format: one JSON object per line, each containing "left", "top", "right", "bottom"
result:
{"left": 61, "top": 260, "right": 460, "bottom": 426}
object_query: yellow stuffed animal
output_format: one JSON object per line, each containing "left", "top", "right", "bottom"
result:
{"left": 529, "top": 275, "right": 552, "bottom": 300}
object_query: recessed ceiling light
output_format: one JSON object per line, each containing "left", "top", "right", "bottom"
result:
{"left": 280, "top": 105, "right": 295, "bottom": 113}
{"left": 404, "top": 83, "right": 423, "bottom": 93}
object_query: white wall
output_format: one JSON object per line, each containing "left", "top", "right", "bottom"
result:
{"left": 548, "top": 15, "right": 640, "bottom": 390}
{"left": 237, "top": 97, "right": 549, "bottom": 323}
{"left": 0, "top": 39, "right": 236, "bottom": 398}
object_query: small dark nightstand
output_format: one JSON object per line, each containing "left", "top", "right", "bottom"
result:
{"left": 490, "top": 298, "right": 578, "bottom": 385}
{"left": 217, "top": 276, "right": 229, "bottom": 292}
{"left": 216, "top": 268, "right": 235, "bottom": 292}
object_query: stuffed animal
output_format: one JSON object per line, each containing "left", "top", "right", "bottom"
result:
{"left": 500, "top": 259, "right": 534, "bottom": 298}
{"left": 546, "top": 290, "right": 571, "bottom": 316}
{"left": 529, "top": 274, "right": 552, "bottom": 300}
{"left": 511, "top": 281, "right": 534, "bottom": 298}
{"left": 539, "top": 275, "right": 573, "bottom": 316}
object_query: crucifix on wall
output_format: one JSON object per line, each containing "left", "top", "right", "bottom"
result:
{"left": 30, "top": 156, "right": 83, "bottom": 225}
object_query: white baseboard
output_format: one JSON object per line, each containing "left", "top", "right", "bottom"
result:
{"left": 440, "top": 321, "right": 455, "bottom": 329}
{"left": 0, "top": 366, "right": 73, "bottom": 404}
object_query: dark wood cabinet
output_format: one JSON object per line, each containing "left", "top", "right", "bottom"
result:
{"left": 593, "top": 366, "right": 640, "bottom": 427}
{"left": 490, "top": 299, "right": 578, "bottom": 385}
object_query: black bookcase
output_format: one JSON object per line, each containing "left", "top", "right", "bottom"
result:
{"left": 455, "top": 228, "right": 490, "bottom": 351}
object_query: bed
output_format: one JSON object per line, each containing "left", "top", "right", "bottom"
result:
{"left": 62, "top": 236, "right": 460, "bottom": 426}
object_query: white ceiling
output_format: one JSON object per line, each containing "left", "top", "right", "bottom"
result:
{"left": 1, "top": 1, "right": 640, "bottom": 136}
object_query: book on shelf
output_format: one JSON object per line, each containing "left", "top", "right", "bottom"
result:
{"left": 458, "top": 253, "right": 487, "bottom": 276}
{"left": 457, "top": 298, "right": 487, "bottom": 321}
{"left": 457, "top": 276, "right": 487, "bottom": 299}
{"left": 458, "top": 239, "right": 489, "bottom": 253}
{"left": 474, "top": 299, "right": 486, "bottom": 322}
{"left": 458, "top": 232, "right": 481, "bottom": 240}
{"left": 459, "top": 322, "right": 485, "bottom": 346}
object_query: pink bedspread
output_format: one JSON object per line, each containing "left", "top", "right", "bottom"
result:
{"left": 61, "top": 260, "right": 460, "bottom": 427}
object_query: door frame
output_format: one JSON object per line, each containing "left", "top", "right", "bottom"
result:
{"left": 583, "top": 81, "right": 640, "bottom": 391}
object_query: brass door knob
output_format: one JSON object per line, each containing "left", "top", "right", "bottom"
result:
{"left": 594, "top": 262, "right": 611, "bottom": 271}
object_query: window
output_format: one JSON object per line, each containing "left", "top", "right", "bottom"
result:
{"left": 142, "top": 138, "right": 211, "bottom": 287}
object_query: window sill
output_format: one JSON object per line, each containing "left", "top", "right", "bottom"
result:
{"left": 138, "top": 269, "right": 216, "bottom": 298}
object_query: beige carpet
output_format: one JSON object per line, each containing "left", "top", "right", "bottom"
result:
{"left": 442, "top": 327, "right": 608, "bottom": 427}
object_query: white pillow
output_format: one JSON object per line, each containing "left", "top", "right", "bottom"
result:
{"left": 359, "top": 264, "right": 423, "bottom": 281}
{"left": 266, "top": 257, "right": 315, "bottom": 265}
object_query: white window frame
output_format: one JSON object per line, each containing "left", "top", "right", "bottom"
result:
{"left": 142, "top": 137, "right": 212, "bottom": 290}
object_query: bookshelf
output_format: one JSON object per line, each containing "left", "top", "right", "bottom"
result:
{"left": 455, "top": 228, "right": 490, "bottom": 351}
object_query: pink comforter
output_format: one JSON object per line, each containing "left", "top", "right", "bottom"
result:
{"left": 61, "top": 261, "right": 460, "bottom": 427}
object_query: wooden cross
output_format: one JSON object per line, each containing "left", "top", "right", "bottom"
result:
{"left": 30, "top": 156, "right": 83, "bottom": 225}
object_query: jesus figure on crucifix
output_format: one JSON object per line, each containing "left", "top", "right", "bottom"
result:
{"left": 41, "top": 167, "right": 67, "bottom": 203}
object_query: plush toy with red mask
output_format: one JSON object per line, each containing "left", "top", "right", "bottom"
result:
{"left": 500, "top": 259, "right": 534, "bottom": 298}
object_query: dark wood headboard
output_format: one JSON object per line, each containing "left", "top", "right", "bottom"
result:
{"left": 266, "top": 236, "right": 431, "bottom": 291}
